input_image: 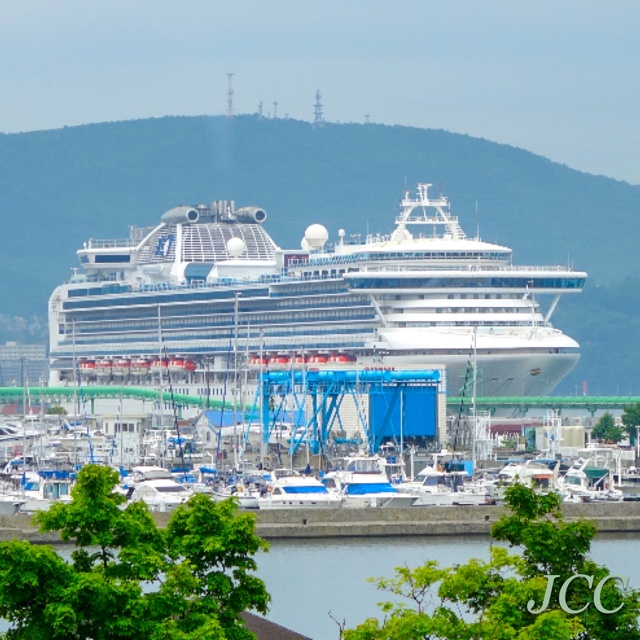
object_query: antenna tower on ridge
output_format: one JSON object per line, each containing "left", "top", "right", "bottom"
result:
{"left": 226, "top": 73, "right": 235, "bottom": 117}
{"left": 313, "top": 90, "right": 324, "bottom": 128}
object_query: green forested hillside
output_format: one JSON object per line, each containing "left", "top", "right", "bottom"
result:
{"left": 1, "top": 115, "right": 638, "bottom": 395}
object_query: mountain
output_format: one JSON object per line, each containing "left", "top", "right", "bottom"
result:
{"left": 1, "top": 115, "right": 639, "bottom": 395}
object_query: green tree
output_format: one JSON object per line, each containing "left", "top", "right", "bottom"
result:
{"left": 0, "top": 465, "right": 269, "bottom": 639}
{"left": 344, "top": 484, "right": 640, "bottom": 640}
{"left": 591, "top": 412, "right": 624, "bottom": 443}
{"left": 47, "top": 406, "right": 67, "bottom": 415}
{"left": 622, "top": 402, "right": 640, "bottom": 442}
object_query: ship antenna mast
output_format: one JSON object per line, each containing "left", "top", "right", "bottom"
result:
{"left": 226, "top": 73, "right": 235, "bottom": 118}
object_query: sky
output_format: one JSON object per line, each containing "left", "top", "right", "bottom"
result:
{"left": 2, "top": 1, "right": 640, "bottom": 184}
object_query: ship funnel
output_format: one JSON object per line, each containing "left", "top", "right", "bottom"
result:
{"left": 233, "top": 207, "right": 267, "bottom": 224}
{"left": 161, "top": 206, "right": 200, "bottom": 225}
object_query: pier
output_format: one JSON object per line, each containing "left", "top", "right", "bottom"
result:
{"left": 3, "top": 502, "right": 640, "bottom": 543}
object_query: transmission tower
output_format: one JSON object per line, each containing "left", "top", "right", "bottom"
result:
{"left": 313, "top": 90, "right": 324, "bottom": 128}
{"left": 226, "top": 73, "right": 235, "bottom": 117}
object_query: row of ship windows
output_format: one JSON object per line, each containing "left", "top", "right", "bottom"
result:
{"left": 66, "top": 295, "right": 367, "bottom": 321}
{"left": 289, "top": 251, "right": 510, "bottom": 267}
{"left": 66, "top": 309, "right": 376, "bottom": 334}
{"left": 351, "top": 277, "right": 585, "bottom": 289}
{"left": 63, "top": 324, "right": 375, "bottom": 347}
{"left": 391, "top": 321, "right": 547, "bottom": 327}
{"left": 392, "top": 307, "right": 535, "bottom": 314}
{"left": 379, "top": 293, "right": 523, "bottom": 301}
{"left": 67, "top": 287, "right": 269, "bottom": 304}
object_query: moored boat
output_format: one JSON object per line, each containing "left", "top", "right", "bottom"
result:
{"left": 321, "top": 456, "right": 417, "bottom": 508}
{"left": 258, "top": 468, "right": 343, "bottom": 509}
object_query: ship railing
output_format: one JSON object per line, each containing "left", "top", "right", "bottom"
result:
{"left": 347, "top": 263, "right": 582, "bottom": 274}
{"left": 85, "top": 239, "right": 138, "bottom": 249}
{"left": 286, "top": 255, "right": 581, "bottom": 274}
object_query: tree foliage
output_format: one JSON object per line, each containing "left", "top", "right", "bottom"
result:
{"left": 0, "top": 464, "right": 269, "bottom": 639}
{"left": 622, "top": 402, "right": 640, "bottom": 441}
{"left": 344, "top": 484, "right": 640, "bottom": 640}
{"left": 591, "top": 411, "right": 624, "bottom": 443}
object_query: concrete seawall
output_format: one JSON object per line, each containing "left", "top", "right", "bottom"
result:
{"left": 252, "top": 501, "right": 640, "bottom": 539}
{"left": 2, "top": 502, "right": 640, "bottom": 543}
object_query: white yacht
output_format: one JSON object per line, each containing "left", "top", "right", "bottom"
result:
{"left": 321, "top": 456, "right": 417, "bottom": 508}
{"left": 257, "top": 468, "right": 343, "bottom": 509}
{"left": 13, "top": 470, "right": 74, "bottom": 514}
{"left": 129, "top": 478, "right": 193, "bottom": 512}
{"left": 402, "top": 464, "right": 492, "bottom": 506}
{"left": 48, "top": 182, "right": 586, "bottom": 402}
{"left": 559, "top": 450, "right": 624, "bottom": 502}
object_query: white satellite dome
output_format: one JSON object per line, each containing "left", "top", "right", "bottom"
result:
{"left": 304, "top": 223, "right": 329, "bottom": 249}
{"left": 226, "top": 236, "right": 246, "bottom": 257}
{"left": 301, "top": 237, "right": 311, "bottom": 251}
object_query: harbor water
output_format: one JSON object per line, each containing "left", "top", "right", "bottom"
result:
{"left": 256, "top": 533, "right": 640, "bottom": 640}
{"left": 0, "top": 533, "right": 637, "bottom": 640}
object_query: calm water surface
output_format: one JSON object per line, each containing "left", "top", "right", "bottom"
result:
{"left": 1, "top": 533, "right": 637, "bottom": 640}
{"left": 257, "top": 533, "right": 640, "bottom": 640}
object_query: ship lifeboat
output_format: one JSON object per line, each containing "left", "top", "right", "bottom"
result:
{"left": 291, "top": 355, "right": 310, "bottom": 367}
{"left": 167, "top": 357, "right": 197, "bottom": 375}
{"left": 130, "top": 357, "right": 150, "bottom": 376}
{"left": 267, "top": 355, "right": 290, "bottom": 369}
{"left": 248, "top": 355, "right": 269, "bottom": 368}
{"left": 308, "top": 354, "right": 329, "bottom": 365}
{"left": 111, "top": 358, "right": 131, "bottom": 377}
{"left": 78, "top": 360, "right": 96, "bottom": 378}
{"left": 328, "top": 353, "right": 355, "bottom": 364}
{"left": 94, "top": 358, "right": 113, "bottom": 378}
{"left": 168, "top": 357, "right": 186, "bottom": 373}
{"left": 149, "top": 358, "right": 169, "bottom": 374}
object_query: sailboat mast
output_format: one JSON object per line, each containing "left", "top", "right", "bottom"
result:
{"left": 471, "top": 328, "right": 478, "bottom": 471}
{"left": 233, "top": 292, "right": 240, "bottom": 469}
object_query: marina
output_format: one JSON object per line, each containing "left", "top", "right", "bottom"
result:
{"left": 1, "top": 398, "right": 640, "bottom": 516}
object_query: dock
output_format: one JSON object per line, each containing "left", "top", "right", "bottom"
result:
{"left": 2, "top": 502, "right": 640, "bottom": 543}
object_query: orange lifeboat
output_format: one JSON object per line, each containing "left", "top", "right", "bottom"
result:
{"left": 329, "top": 353, "right": 354, "bottom": 364}
{"left": 111, "top": 358, "right": 131, "bottom": 377}
{"left": 308, "top": 354, "right": 329, "bottom": 365}
{"left": 78, "top": 360, "right": 96, "bottom": 378}
{"left": 292, "top": 355, "right": 310, "bottom": 367}
{"left": 94, "top": 358, "right": 113, "bottom": 378}
{"left": 184, "top": 360, "right": 196, "bottom": 373}
{"left": 149, "top": 358, "right": 169, "bottom": 374}
{"left": 168, "top": 357, "right": 186, "bottom": 373}
{"left": 268, "top": 355, "right": 290, "bottom": 368}
{"left": 130, "top": 357, "right": 150, "bottom": 376}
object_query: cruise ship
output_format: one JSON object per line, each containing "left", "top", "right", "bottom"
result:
{"left": 48, "top": 182, "right": 587, "bottom": 400}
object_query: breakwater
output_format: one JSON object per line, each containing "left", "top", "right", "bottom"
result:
{"left": 2, "top": 502, "right": 640, "bottom": 543}
{"left": 252, "top": 501, "right": 640, "bottom": 539}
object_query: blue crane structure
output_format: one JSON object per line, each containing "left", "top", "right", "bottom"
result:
{"left": 252, "top": 368, "right": 442, "bottom": 456}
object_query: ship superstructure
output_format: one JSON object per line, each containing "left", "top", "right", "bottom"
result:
{"left": 48, "top": 183, "right": 587, "bottom": 400}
